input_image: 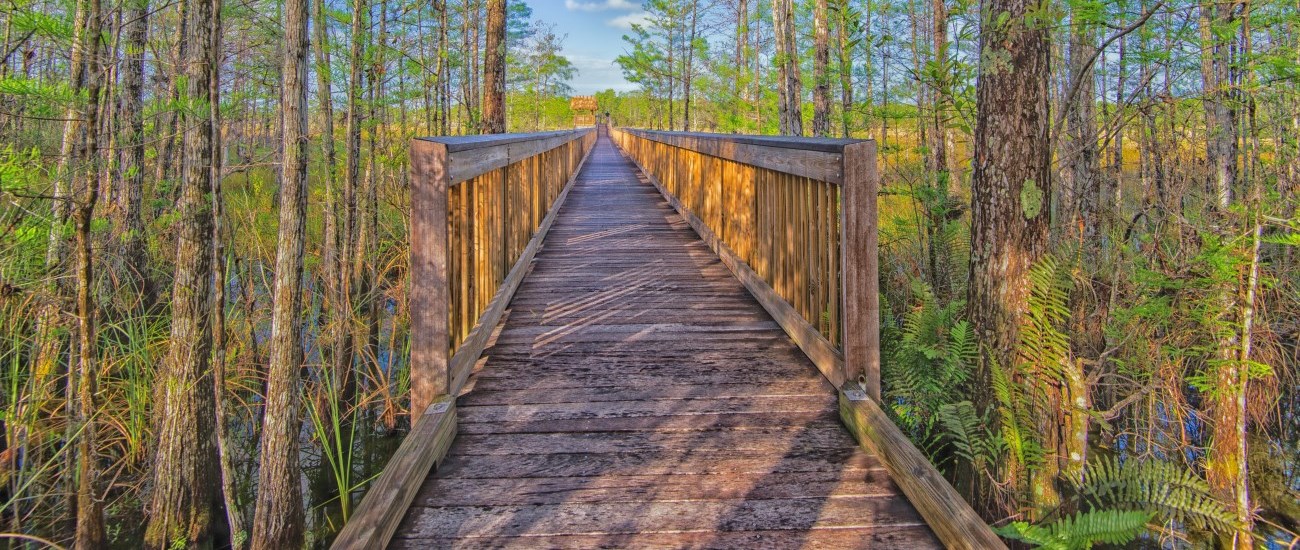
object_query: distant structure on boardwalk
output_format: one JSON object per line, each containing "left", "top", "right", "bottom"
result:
{"left": 570, "top": 96, "right": 597, "bottom": 127}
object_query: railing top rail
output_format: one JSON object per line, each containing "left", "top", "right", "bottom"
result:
{"left": 416, "top": 128, "right": 594, "bottom": 153}
{"left": 414, "top": 127, "right": 596, "bottom": 185}
{"left": 612, "top": 127, "right": 870, "bottom": 185}
{"left": 620, "top": 127, "right": 870, "bottom": 153}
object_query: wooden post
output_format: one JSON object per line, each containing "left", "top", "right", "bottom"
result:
{"left": 409, "top": 138, "right": 451, "bottom": 425}
{"left": 841, "top": 141, "right": 879, "bottom": 399}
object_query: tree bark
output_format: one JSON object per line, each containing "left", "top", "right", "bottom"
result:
{"left": 482, "top": 0, "right": 505, "bottom": 133}
{"left": 248, "top": 0, "right": 310, "bottom": 543}
{"left": 144, "top": 0, "right": 221, "bottom": 543}
{"left": 812, "top": 0, "right": 831, "bottom": 137}
{"left": 967, "top": 0, "right": 1052, "bottom": 409}
{"left": 772, "top": 0, "right": 802, "bottom": 135}
{"left": 113, "top": 0, "right": 151, "bottom": 309}
{"left": 836, "top": 0, "right": 854, "bottom": 138}
{"left": 69, "top": 0, "right": 106, "bottom": 543}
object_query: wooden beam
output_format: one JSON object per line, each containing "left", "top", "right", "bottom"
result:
{"left": 409, "top": 139, "right": 451, "bottom": 422}
{"left": 331, "top": 398, "right": 458, "bottom": 550}
{"left": 624, "top": 129, "right": 847, "bottom": 185}
{"left": 841, "top": 140, "right": 880, "bottom": 398}
{"left": 839, "top": 390, "right": 1006, "bottom": 550}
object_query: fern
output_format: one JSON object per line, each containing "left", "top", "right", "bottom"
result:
{"left": 996, "top": 509, "right": 1154, "bottom": 549}
{"left": 938, "top": 400, "right": 1000, "bottom": 470}
{"left": 1017, "top": 253, "right": 1072, "bottom": 385}
{"left": 883, "top": 280, "right": 975, "bottom": 451}
{"left": 1073, "top": 455, "right": 1239, "bottom": 534}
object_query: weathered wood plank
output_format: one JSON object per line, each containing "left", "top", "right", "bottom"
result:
{"left": 390, "top": 526, "right": 936, "bottom": 549}
{"left": 395, "top": 496, "right": 929, "bottom": 539}
{"left": 410, "top": 470, "right": 904, "bottom": 507}
{"left": 408, "top": 139, "right": 451, "bottom": 420}
{"left": 842, "top": 140, "right": 881, "bottom": 397}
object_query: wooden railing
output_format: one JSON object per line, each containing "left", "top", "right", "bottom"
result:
{"left": 333, "top": 128, "right": 597, "bottom": 549}
{"left": 409, "top": 128, "right": 597, "bottom": 417}
{"left": 609, "top": 127, "right": 879, "bottom": 394}
{"left": 609, "top": 127, "right": 1005, "bottom": 550}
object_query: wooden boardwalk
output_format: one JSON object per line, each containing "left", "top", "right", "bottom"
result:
{"left": 387, "top": 134, "right": 940, "bottom": 548}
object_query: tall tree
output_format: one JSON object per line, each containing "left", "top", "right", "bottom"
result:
{"left": 67, "top": 0, "right": 106, "bottom": 543}
{"left": 965, "top": 0, "right": 1052, "bottom": 437}
{"left": 833, "top": 0, "right": 857, "bottom": 137}
{"left": 772, "top": 0, "right": 802, "bottom": 135}
{"left": 812, "top": 0, "right": 831, "bottom": 136}
{"left": 145, "top": 0, "right": 221, "bottom": 543}
{"left": 112, "top": 0, "right": 150, "bottom": 308}
{"left": 482, "top": 0, "right": 506, "bottom": 133}
{"left": 248, "top": 0, "right": 310, "bottom": 541}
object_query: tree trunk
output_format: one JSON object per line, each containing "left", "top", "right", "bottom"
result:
{"left": 113, "top": 0, "right": 151, "bottom": 309}
{"left": 836, "top": 1, "right": 854, "bottom": 138}
{"left": 1062, "top": 10, "right": 1100, "bottom": 295}
{"left": 205, "top": 0, "right": 241, "bottom": 541}
{"left": 732, "top": 0, "right": 747, "bottom": 131}
{"left": 144, "top": 0, "right": 220, "bottom": 543}
{"left": 248, "top": 0, "right": 309, "bottom": 543}
{"left": 682, "top": 0, "right": 698, "bottom": 132}
{"left": 967, "top": 0, "right": 1052, "bottom": 429}
{"left": 482, "top": 0, "right": 505, "bottom": 133}
{"left": 69, "top": 0, "right": 106, "bottom": 543}
{"left": 153, "top": 1, "right": 187, "bottom": 200}
{"left": 772, "top": 0, "right": 802, "bottom": 135}
{"left": 812, "top": 0, "right": 831, "bottom": 137}
{"left": 931, "top": 0, "right": 950, "bottom": 185}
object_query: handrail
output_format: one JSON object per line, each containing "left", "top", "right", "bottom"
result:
{"left": 610, "top": 126, "right": 878, "bottom": 394}
{"left": 410, "top": 127, "right": 596, "bottom": 417}
{"left": 334, "top": 127, "right": 597, "bottom": 549}
{"left": 609, "top": 127, "right": 1006, "bottom": 550}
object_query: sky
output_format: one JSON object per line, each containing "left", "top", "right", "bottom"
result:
{"left": 523, "top": 0, "right": 647, "bottom": 95}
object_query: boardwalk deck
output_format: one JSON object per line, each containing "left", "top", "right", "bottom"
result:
{"left": 387, "top": 135, "right": 940, "bottom": 548}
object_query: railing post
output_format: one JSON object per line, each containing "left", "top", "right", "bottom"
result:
{"left": 841, "top": 141, "right": 880, "bottom": 400}
{"left": 409, "top": 138, "right": 451, "bottom": 424}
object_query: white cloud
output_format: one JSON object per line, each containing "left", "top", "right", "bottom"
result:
{"left": 565, "top": 0, "right": 640, "bottom": 11}
{"left": 607, "top": 11, "right": 651, "bottom": 29}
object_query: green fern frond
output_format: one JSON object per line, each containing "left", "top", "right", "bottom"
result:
{"left": 996, "top": 509, "right": 1154, "bottom": 549}
{"left": 1074, "top": 455, "right": 1238, "bottom": 534}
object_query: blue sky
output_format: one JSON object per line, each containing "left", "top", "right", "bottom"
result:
{"left": 523, "top": 0, "right": 647, "bottom": 94}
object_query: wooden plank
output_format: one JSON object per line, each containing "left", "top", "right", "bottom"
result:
{"left": 330, "top": 398, "right": 457, "bottom": 550}
{"left": 841, "top": 140, "right": 880, "bottom": 397}
{"left": 624, "top": 129, "right": 848, "bottom": 184}
{"left": 411, "top": 470, "right": 904, "bottom": 507}
{"left": 408, "top": 139, "right": 450, "bottom": 419}
{"left": 454, "top": 410, "right": 844, "bottom": 435}
{"left": 395, "top": 495, "right": 929, "bottom": 539}
{"left": 391, "top": 525, "right": 937, "bottom": 549}
{"left": 839, "top": 390, "right": 1007, "bottom": 550}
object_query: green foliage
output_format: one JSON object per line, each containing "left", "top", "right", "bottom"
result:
{"left": 996, "top": 509, "right": 1155, "bottom": 549}
{"left": 1018, "top": 253, "right": 1072, "bottom": 383}
{"left": 883, "top": 281, "right": 977, "bottom": 458}
{"left": 938, "top": 400, "right": 1002, "bottom": 471}
{"left": 1074, "top": 455, "right": 1239, "bottom": 534}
